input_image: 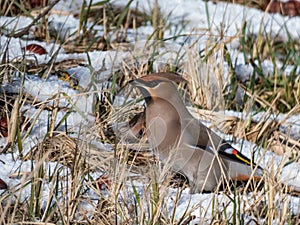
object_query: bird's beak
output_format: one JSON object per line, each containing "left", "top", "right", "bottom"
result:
{"left": 129, "top": 79, "right": 152, "bottom": 102}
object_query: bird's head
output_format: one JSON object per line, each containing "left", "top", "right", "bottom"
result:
{"left": 130, "top": 72, "right": 187, "bottom": 105}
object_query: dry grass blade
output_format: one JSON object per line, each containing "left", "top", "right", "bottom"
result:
{"left": 7, "top": 95, "right": 19, "bottom": 144}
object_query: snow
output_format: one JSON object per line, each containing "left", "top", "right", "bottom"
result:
{"left": 114, "top": 0, "right": 300, "bottom": 42}
{"left": 1, "top": 0, "right": 300, "bottom": 223}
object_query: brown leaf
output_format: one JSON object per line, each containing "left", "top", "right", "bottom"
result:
{"left": 283, "top": 0, "right": 300, "bottom": 16}
{"left": 0, "top": 117, "right": 8, "bottom": 137}
{"left": 0, "top": 178, "right": 7, "bottom": 190}
{"left": 30, "top": 0, "right": 49, "bottom": 8}
{"left": 96, "top": 174, "right": 111, "bottom": 191}
{"left": 0, "top": 115, "right": 31, "bottom": 138}
{"left": 262, "top": 0, "right": 300, "bottom": 16}
{"left": 24, "top": 44, "right": 47, "bottom": 55}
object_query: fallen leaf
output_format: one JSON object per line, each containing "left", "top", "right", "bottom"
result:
{"left": 24, "top": 44, "right": 47, "bottom": 55}
{"left": 0, "top": 178, "right": 7, "bottom": 190}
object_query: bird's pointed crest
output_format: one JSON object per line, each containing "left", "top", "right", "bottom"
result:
{"left": 138, "top": 72, "right": 187, "bottom": 84}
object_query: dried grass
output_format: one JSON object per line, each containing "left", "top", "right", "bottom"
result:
{"left": 0, "top": 0, "right": 300, "bottom": 224}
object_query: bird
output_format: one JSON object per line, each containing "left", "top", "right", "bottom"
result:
{"left": 130, "top": 72, "right": 263, "bottom": 193}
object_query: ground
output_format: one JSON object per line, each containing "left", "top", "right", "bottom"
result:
{"left": 0, "top": 0, "right": 300, "bottom": 224}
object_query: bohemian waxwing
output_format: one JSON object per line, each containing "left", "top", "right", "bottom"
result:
{"left": 130, "top": 72, "right": 263, "bottom": 193}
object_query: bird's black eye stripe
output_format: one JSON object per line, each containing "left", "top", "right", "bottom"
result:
{"left": 133, "top": 78, "right": 164, "bottom": 88}
{"left": 146, "top": 80, "right": 161, "bottom": 87}
{"left": 137, "top": 79, "right": 160, "bottom": 87}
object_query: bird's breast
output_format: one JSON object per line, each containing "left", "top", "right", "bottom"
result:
{"left": 146, "top": 116, "right": 168, "bottom": 148}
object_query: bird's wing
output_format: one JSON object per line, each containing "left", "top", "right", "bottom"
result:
{"left": 182, "top": 115, "right": 263, "bottom": 170}
{"left": 187, "top": 119, "right": 262, "bottom": 169}
{"left": 184, "top": 118, "right": 223, "bottom": 150}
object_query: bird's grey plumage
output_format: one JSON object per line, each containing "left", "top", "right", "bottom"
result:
{"left": 130, "top": 72, "right": 263, "bottom": 193}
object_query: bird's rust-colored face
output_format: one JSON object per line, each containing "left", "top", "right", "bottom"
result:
{"left": 130, "top": 72, "right": 186, "bottom": 103}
